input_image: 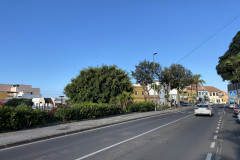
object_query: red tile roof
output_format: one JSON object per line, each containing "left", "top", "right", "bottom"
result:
{"left": 204, "top": 86, "right": 222, "bottom": 92}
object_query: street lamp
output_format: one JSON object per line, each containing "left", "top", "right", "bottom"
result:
{"left": 153, "top": 53, "right": 158, "bottom": 111}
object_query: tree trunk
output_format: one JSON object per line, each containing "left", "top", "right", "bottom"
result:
{"left": 177, "top": 88, "right": 180, "bottom": 107}
{"left": 147, "top": 91, "right": 150, "bottom": 101}
{"left": 196, "top": 83, "right": 198, "bottom": 97}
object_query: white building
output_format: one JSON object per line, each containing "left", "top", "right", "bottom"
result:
{"left": 32, "top": 97, "right": 69, "bottom": 110}
{"left": 0, "top": 84, "right": 42, "bottom": 99}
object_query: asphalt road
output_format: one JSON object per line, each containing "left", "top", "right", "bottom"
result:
{"left": 0, "top": 105, "right": 237, "bottom": 160}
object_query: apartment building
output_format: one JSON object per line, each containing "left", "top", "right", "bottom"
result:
{"left": 204, "top": 86, "right": 227, "bottom": 104}
{"left": 0, "top": 84, "right": 42, "bottom": 100}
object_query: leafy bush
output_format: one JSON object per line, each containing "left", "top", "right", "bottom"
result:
{"left": 127, "top": 101, "right": 155, "bottom": 112}
{"left": 163, "top": 104, "right": 169, "bottom": 109}
{"left": 0, "top": 106, "right": 48, "bottom": 132}
{"left": 54, "top": 103, "right": 123, "bottom": 121}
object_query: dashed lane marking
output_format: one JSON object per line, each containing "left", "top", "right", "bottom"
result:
{"left": 210, "top": 142, "right": 215, "bottom": 148}
{"left": 206, "top": 153, "right": 212, "bottom": 160}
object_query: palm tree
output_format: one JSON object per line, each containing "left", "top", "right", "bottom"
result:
{"left": 115, "top": 91, "right": 133, "bottom": 110}
{"left": 193, "top": 74, "right": 206, "bottom": 98}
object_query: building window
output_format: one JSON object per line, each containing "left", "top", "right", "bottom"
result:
{"left": 135, "top": 91, "right": 138, "bottom": 95}
{"left": 142, "top": 91, "right": 144, "bottom": 95}
{"left": 199, "top": 92, "right": 201, "bottom": 96}
{"left": 210, "top": 92, "right": 212, "bottom": 96}
{"left": 213, "top": 92, "right": 215, "bottom": 96}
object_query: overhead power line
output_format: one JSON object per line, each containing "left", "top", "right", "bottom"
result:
{"left": 177, "top": 11, "right": 240, "bottom": 63}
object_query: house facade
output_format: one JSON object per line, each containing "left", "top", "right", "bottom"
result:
{"left": 32, "top": 97, "right": 69, "bottom": 110}
{"left": 0, "top": 84, "right": 42, "bottom": 100}
{"left": 132, "top": 83, "right": 159, "bottom": 104}
{"left": 204, "top": 86, "right": 227, "bottom": 104}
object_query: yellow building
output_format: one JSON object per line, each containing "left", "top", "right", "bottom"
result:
{"left": 179, "top": 87, "right": 197, "bottom": 103}
{"left": 0, "top": 92, "right": 7, "bottom": 100}
{"left": 132, "top": 85, "right": 146, "bottom": 102}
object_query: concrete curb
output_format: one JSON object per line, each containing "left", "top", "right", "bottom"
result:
{"left": 0, "top": 106, "right": 193, "bottom": 150}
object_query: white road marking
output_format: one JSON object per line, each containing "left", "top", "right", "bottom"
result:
{"left": 214, "top": 135, "right": 217, "bottom": 139}
{"left": 206, "top": 153, "right": 212, "bottom": 160}
{"left": 217, "top": 127, "right": 220, "bottom": 129}
{"left": 216, "top": 130, "right": 219, "bottom": 134}
{"left": 75, "top": 114, "right": 192, "bottom": 160}
{"left": 210, "top": 142, "right": 215, "bottom": 148}
{"left": 217, "top": 124, "right": 220, "bottom": 126}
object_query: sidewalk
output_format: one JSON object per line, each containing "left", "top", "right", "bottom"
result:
{"left": 0, "top": 106, "right": 193, "bottom": 149}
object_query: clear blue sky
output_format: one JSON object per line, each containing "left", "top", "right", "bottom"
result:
{"left": 1, "top": 0, "right": 240, "bottom": 97}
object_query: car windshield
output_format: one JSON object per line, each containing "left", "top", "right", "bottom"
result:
{"left": 230, "top": 102, "right": 236, "bottom": 104}
{"left": 196, "top": 105, "right": 209, "bottom": 108}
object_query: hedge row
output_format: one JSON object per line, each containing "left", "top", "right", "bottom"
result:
{"left": 0, "top": 101, "right": 156, "bottom": 132}
{"left": 0, "top": 105, "right": 48, "bottom": 131}
{"left": 127, "top": 101, "right": 155, "bottom": 112}
{"left": 54, "top": 103, "right": 123, "bottom": 121}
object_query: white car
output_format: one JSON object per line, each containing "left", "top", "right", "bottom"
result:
{"left": 237, "top": 113, "right": 240, "bottom": 121}
{"left": 194, "top": 104, "right": 213, "bottom": 116}
{"left": 229, "top": 102, "right": 238, "bottom": 109}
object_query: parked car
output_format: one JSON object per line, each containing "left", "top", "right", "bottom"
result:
{"left": 233, "top": 106, "right": 240, "bottom": 115}
{"left": 194, "top": 104, "right": 213, "bottom": 116}
{"left": 229, "top": 102, "right": 238, "bottom": 109}
{"left": 237, "top": 113, "right": 240, "bottom": 121}
{"left": 180, "top": 102, "right": 189, "bottom": 106}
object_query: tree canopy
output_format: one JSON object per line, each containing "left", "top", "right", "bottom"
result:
{"left": 64, "top": 65, "right": 133, "bottom": 104}
{"left": 216, "top": 31, "right": 240, "bottom": 83}
{"left": 167, "top": 64, "right": 193, "bottom": 90}
{"left": 131, "top": 60, "right": 162, "bottom": 100}
{"left": 160, "top": 64, "right": 193, "bottom": 106}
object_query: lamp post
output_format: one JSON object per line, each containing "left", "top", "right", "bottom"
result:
{"left": 153, "top": 53, "right": 158, "bottom": 111}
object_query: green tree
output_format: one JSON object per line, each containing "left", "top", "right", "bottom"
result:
{"left": 131, "top": 60, "right": 162, "bottom": 101}
{"left": 193, "top": 74, "right": 206, "bottom": 97}
{"left": 216, "top": 31, "right": 240, "bottom": 82}
{"left": 160, "top": 67, "right": 172, "bottom": 104}
{"left": 4, "top": 98, "right": 33, "bottom": 107}
{"left": 64, "top": 65, "right": 133, "bottom": 104}
{"left": 163, "top": 64, "right": 193, "bottom": 107}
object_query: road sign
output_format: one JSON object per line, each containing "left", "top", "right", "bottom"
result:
{"left": 229, "top": 91, "right": 237, "bottom": 97}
